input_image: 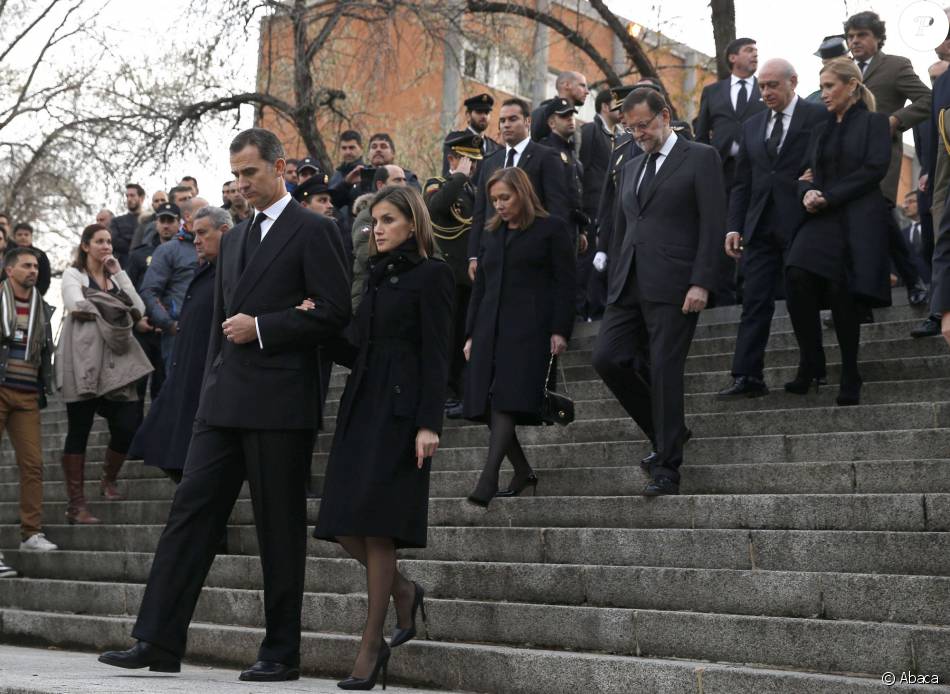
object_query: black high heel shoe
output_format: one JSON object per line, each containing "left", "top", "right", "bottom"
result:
{"left": 784, "top": 370, "right": 822, "bottom": 395}
{"left": 836, "top": 376, "right": 863, "bottom": 406}
{"left": 390, "top": 582, "right": 428, "bottom": 647}
{"left": 467, "top": 468, "right": 500, "bottom": 507}
{"left": 495, "top": 472, "right": 539, "bottom": 497}
{"left": 338, "top": 641, "right": 390, "bottom": 690}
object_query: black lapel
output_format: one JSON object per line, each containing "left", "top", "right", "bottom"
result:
{"left": 222, "top": 216, "right": 252, "bottom": 315}
{"left": 229, "top": 199, "right": 302, "bottom": 314}
{"left": 638, "top": 137, "right": 689, "bottom": 211}
{"left": 518, "top": 141, "right": 536, "bottom": 170}
{"left": 776, "top": 100, "right": 806, "bottom": 162}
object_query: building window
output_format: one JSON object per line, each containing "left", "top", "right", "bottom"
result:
{"left": 462, "top": 45, "right": 490, "bottom": 84}
{"left": 461, "top": 39, "right": 528, "bottom": 98}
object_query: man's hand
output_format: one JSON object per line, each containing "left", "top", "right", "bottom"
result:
{"left": 463, "top": 337, "right": 472, "bottom": 362}
{"left": 803, "top": 190, "right": 827, "bottom": 214}
{"left": 297, "top": 298, "right": 316, "bottom": 311}
{"left": 467, "top": 259, "right": 477, "bottom": 282}
{"left": 888, "top": 115, "right": 899, "bottom": 138}
{"left": 942, "top": 313, "right": 950, "bottom": 348}
{"left": 593, "top": 251, "right": 607, "bottom": 272}
{"left": 550, "top": 334, "right": 568, "bottom": 355}
{"left": 798, "top": 168, "right": 814, "bottom": 183}
{"left": 344, "top": 165, "right": 364, "bottom": 186}
{"left": 578, "top": 233, "right": 588, "bottom": 254}
{"left": 681, "top": 285, "right": 708, "bottom": 315}
{"left": 725, "top": 232, "right": 743, "bottom": 259}
{"left": 452, "top": 157, "right": 473, "bottom": 177}
{"left": 415, "top": 428, "right": 440, "bottom": 468}
{"left": 135, "top": 317, "right": 153, "bottom": 333}
{"left": 222, "top": 313, "right": 257, "bottom": 345}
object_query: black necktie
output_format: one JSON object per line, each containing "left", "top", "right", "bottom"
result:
{"left": 505, "top": 147, "right": 516, "bottom": 168}
{"left": 858, "top": 60, "right": 868, "bottom": 75}
{"left": 911, "top": 223, "right": 920, "bottom": 248}
{"left": 736, "top": 79, "right": 748, "bottom": 113}
{"left": 637, "top": 152, "right": 658, "bottom": 204}
{"left": 767, "top": 111, "right": 784, "bottom": 159}
{"left": 245, "top": 211, "right": 267, "bottom": 264}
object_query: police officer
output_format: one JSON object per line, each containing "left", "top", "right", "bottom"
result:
{"left": 442, "top": 93, "right": 500, "bottom": 176}
{"left": 426, "top": 131, "right": 482, "bottom": 418}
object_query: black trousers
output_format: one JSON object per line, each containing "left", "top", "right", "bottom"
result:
{"left": 132, "top": 423, "right": 312, "bottom": 666}
{"left": 447, "top": 284, "right": 471, "bottom": 401}
{"left": 64, "top": 397, "right": 140, "bottom": 455}
{"left": 888, "top": 207, "right": 922, "bottom": 288}
{"left": 731, "top": 222, "right": 792, "bottom": 380}
{"left": 592, "top": 272, "right": 698, "bottom": 483}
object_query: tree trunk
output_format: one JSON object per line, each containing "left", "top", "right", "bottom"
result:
{"left": 710, "top": 0, "right": 736, "bottom": 80}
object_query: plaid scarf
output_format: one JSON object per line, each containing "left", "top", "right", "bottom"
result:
{"left": 1, "top": 280, "right": 44, "bottom": 365}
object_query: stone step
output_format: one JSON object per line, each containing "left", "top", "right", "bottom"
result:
{"left": 8, "top": 551, "right": 949, "bottom": 627}
{"left": 1, "top": 610, "right": 932, "bottom": 694}
{"left": 4, "top": 458, "right": 947, "bottom": 503}
{"left": 2, "top": 579, "right": 948, "bottom": 679}
{"left": 2, "top": 492, "right": 947, "bottom": 532}
{"left": 4, "top": 525, "right": 948, "bottom": 576}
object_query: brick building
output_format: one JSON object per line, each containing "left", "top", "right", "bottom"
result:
{"left": 256, "top": 1, "right": 717, "bottom": 179}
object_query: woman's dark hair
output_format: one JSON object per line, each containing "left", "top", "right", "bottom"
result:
{"left": 72, "top": 223, "right": 111, "bottom": 271}
{"left": 844, "top": 11, "right": 886, "bottom": 47}
{"left": 229, "top": 128, "right": 285, "bottom": 164}
{"left": 485, "top": 167, "right": 548, "bottom": 232}
{"left": 367, "top": 185, "right": 435, "bottom": 258}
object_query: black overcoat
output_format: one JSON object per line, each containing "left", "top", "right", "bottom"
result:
{"left": 788, "top": 102, "right": 892, "bottom": 308}
{"left": 131, "top": 261, "right": 215, "bottom": 471}
{"left": 463, "top": 215, "right": 575, "bottom": 424}
{"left": 314, "top": 247, "right": 454, "bottom": 549}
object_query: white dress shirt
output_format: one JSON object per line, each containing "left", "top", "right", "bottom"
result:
{"left": 253, "top": 192, "right": 293, "bottom": 347}
{"left": 505, "top": 136, "right": 531, "bottom": 168}
{"left": 764, "top": 94, "right": 799, "bottom": 153}
{"left": 729, "top": 74, "right": 755, "bottom": 156}
{"left": 637, "top": 131, "right": 678, "bottom": 189}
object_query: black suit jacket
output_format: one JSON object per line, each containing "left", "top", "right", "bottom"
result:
{"left": 580, "top": 115, "right": 617, "bottom": 218}
{"left": 695, "top": 77, "right": 767, "bottom": 161}
{"left": 608, "top": 136, "right": 726, "bottom": 305}
{"left": 197, "top": 199, "right": 351, "bottom": 430}
{"left": 467, "top": 140, "right": 571, "bottom": 259}
{"left": 933, "top": 209, "right": 950, "bottom": 313}
{"left": 595, "top": 135, "right": 642, "bottom": 258}
{"left": 728, "top": 97, "right": 826, "bottom": 244}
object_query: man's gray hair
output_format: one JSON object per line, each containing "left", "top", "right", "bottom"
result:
{"left": 193, "top": 205, "right": 232, "bottom": 229}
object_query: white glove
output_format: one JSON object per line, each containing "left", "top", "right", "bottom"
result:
{"left": 593, "top": 251, "right": 607, "bottom": 273}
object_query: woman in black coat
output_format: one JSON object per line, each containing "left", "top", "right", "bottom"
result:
{"left": 785, "top": 57, "right": 891, "bottom": 406}
{"left": 312, "top": 186, "right": 454, "bottom": 690}
{"left": 463, "top": 167, "right": 575, "bottom": 506}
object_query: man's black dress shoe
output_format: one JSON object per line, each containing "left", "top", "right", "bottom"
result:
{"left": 642, "top": 477, "right": 680, "bottom": 496}
{"left": 717, "top": 376, "right": 768, "bottom": 398}
{"left": 908, "top": 280, "right": 929, "bottom": 306}
{"left": 639, "top": 428, "right": 692, "bottom": 473}
{"left": 911, "top": 314, "right": 942, "bottom": 338}
{"left": 98, "top": 641, "right": 181, "bottom": 672}
{"left": 444, "top": 400, "right": 464, "bottom": 419}
{"left": 239, "top": 661, "right": 301, "bottom": 681}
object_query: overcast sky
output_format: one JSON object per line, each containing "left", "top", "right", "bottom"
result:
{"left": 90, "top": 0, "right": 942, "bottom": 213}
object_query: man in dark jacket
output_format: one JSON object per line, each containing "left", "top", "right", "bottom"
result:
{"left": 530, "top": 70, "right": 589, "bottom": 142}
{"left": 109, "top": 183, "right": 146, "bottom": 267}
{"left": 719, "top": 59, "right": 826, "bottom": 397}
{"left": 442, "top": 93, "right": 500, "bottom": 175}
{"left": 11, "top": 223, "right": 51, "bottom": 296}
{"left": 129, "top": 206, "right": 230, "bottom": 483}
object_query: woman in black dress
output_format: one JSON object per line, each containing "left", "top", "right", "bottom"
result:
{"left": 463, "top": 167, "right": 575, "bottom": 506}
{"left": 785, "top": 57, "right": 891, "bottom": 405}
{"left": 312, "top": 185, "right": 454, "bottom": 690}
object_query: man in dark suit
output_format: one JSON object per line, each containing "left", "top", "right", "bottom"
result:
{"left": 466, "top": 97, "right": 570, "bottom": 280}
{"left": 694, "top": 38, "right": 766, "bottom": 305}
{"left": 592, "top": 88, "right": 725, "bottom": 496}
{"left": 719, "top": 59, "right": 826, "bottom": 397}
{"left": 933, "top": 204, "right": 950, "bottom": 347}
{"left": 530, "top": 70, "right": 589, "bottom": 142}
{"left": 99, "top": 128, "right": 351, "bottom": 681}
{"left": 441, "top": 93, "right": 500, "bottom": 176}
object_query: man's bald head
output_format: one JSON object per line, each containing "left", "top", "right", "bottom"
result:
{"left": 182, "top": 197, "right": 209, "bottom": 232}
{"left": 556, "top": 70, "right": 589, "bottom": 106}
{"left": 758, "top": 58, "right": 798, "bottom": 112}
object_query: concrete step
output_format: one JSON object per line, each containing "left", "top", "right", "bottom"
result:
{"left": 2, "top": 579, "right": 948, "bottom": 679}
{"left": 7, "top": 552, "right": 950, "bottom": 628}
{"left": 3, "top": 610, "right": 935, "bottom": 694}
{"left": 2, "top": 492, "right": 947, "bottom": 532}
{"left": 5, "top": 525, "right": 948, "bottom": 576}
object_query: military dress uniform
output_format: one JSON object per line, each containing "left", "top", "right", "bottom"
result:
{"left": 426, "top": 132, "right": 482, "bottom": 413}
{"left": 442, "top": 93, "right": 501, "bottom": 176}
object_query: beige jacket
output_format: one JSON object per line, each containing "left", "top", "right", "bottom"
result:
{"left": 55, "top": 268, "right": 152, "bottom": 402}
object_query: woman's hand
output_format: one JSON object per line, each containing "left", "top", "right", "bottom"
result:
{"left": 463, "top": 337, "right": 472, "bottom": 362}
{"left": 802, "top": 189, "right": 826, "bottom": 213}
{"left": 103, "top": 255, "right": 121, "bottom": 274}
{"left": 798, "top": 168, "right": 814, "bottom": 183}
{"left": 415, "top": 428, "right": 439, "bottom": 468}
{"left": 135, "top": 317, "right": 153, "bottom": 333}
{"left": 296, "top": 298, "right": 315, "bottom": 311}
{"left": 550, "top": 334, "right": 567, "bottom": 356}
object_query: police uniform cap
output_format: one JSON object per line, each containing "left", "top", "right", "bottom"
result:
{"left": 464, "top": 93, "right": 494, "bottom": 112}
{"left": 155, "top": 202, "right": 181, "bottom": 219}
{"left": 293, "top": 171, "right": 331, "bottom": 201}
{"left": 297, "top": 157, "right": 319, "bottom": 174}
{"left": 443, "top": 131, "right": 484, "bottom": 160}
{"left": 815, "top": 35, "right": 848, "bottom": 60}
{"left": 547, "top": 97, "right": 577, "bottom": 119}
{"left": 609, "top": 85, "right": 637, "bottom": 112}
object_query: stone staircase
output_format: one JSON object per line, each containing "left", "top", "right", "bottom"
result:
{"left": 0, "top": 294, "right": 948, "bottom": 692}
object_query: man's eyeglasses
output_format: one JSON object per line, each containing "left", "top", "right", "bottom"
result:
{"left": 624, "top": 112, "right": 660, "bottom": 134}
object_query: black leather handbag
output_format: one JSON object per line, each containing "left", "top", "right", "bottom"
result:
{"left": 540, "top": 354, "right": 575, "bottom": 426}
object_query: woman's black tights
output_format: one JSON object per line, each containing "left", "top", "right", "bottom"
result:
{"left": 469, "top": 409, "right": 532, "bottom": 503}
